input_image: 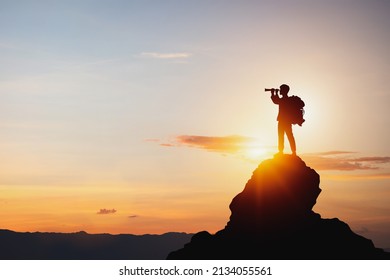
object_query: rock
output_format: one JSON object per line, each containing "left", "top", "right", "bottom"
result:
{"left": 167, "top": 154, "right": 389, "bottom": 259}
{"left": 226, "top": 154, "right": 321, "bottom": 235}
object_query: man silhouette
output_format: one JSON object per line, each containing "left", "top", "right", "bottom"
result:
{"left": 270, "top": 84, "right": 296, "bottom": 155}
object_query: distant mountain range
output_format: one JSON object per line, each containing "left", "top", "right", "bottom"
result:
{"left": 0, "top": 229, "right": 192, "bottom": 260}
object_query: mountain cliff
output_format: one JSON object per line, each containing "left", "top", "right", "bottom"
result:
{"left": 168, "top": 154, "right": 389, "bottom": 259}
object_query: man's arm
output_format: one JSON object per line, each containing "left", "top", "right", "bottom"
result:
{"left": 270, "top": 89, "right": 280, "bottom": 104}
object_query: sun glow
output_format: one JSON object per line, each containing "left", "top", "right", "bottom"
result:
{"left": 246, "top": 146, "right": 267, "bottom": 158}
{"left": 243, "top": 140, "right": 272, "bottom": 161}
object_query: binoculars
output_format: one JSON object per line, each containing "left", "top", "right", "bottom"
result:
{"left": 265, "top": 88, "right": 279, "bottom": 93}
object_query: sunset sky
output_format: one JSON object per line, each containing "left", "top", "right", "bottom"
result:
{"left": 1, "top": 0, "right": 390, "bottom": 248}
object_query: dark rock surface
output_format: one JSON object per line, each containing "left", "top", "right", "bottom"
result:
{"left": 168, "top": 155, "right": 389, "bottom": 259}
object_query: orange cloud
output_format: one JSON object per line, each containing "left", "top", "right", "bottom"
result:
{"left": 152, "top": 135, "right": 390, "bottom": 171}
{"left": 128, "top": 215, "right": 138, "bottom": 219}
{"left": 302, "top": 152, "right": 390, "bottom": 171}
{"left": 153, "top": 134, "right": 271, "bottom": 162}
{"left": 174, "top": 135, "right": 254, "bottom": 153}
{"left": 97, "top": 208, "right": 117, "bottom": 215}
{"left": 354, "top": 157, "right": 390, "bottom": 163}
{"left": 315, "top": 151, "right": 356, "bottom": 156}
{"left": 324, "top": 172, "right": 390, "bottom": 180}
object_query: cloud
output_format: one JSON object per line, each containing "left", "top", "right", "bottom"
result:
{"left": 167, "top": 135, "right": 255, "bottom": 154}
{"left": 152, "top": 134, "right": 272, "bottom": 162}
{"left": 160, "top": 143, "right": 175, "bottom": 147}
{"left": 140, "top": 52, "right": 192, "bottom": 59}
{"left": 316, "top": 151, "right": 356, "bottom": 156}
{"left": 152, "top": 135, "right": 390, "bottom": 172}
{"left": 354, "top": 157, "right": 390, "bottom": 163}
{"left": 97, "top": 208, "right": 117, "bottom": 215}
{"left": 324, "top": 172, "right": 390, "bottom": 180}
{"left": 302, "top": 152, "right": 390, "bottom": 171}
{"left": 128, "top": 215, "right": 138, "bottom": 219}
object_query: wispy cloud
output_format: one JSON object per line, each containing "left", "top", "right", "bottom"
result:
{"left": 324, "top": 172, "right": 390, "bottom": 180}
{"left": 302, "top": 152, "right": 390, "bottom": 171}
{"left": 315, "top": 151, "right": 356, "bottom": 156}
{"left": 128, "top": 215, "right": 138, "bottom": 219}
{"left": 140, "top": 52, "right": 192, "bottom": 59}
{"left": 97, "top": 208, "right": 117, "bottom": 215}
{"left": 160, "top": 135, "right": 256, "bottom": 154}
{"left": 151, "top": 134, "right": 272, "bottom": 161}
{"left": 354, "top": 157, "right": 390, "bottom": 163}
{"left": 151, "top": 134, "right": 390, "bottom": 172}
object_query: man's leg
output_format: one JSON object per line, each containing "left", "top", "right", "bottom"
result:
{"left": 278, "top": 122, "right": 284, "bottom": 153}
{"left": 285, "top": 124, "right": 296, "bottom": 154}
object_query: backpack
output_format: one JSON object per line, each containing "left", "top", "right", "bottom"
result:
{"left": 288, "top": 95, "right": 305, "bottom": 126}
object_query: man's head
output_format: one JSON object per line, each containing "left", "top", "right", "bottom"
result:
{"left": 279, "top": 84, "right": 290, "bottom": 96}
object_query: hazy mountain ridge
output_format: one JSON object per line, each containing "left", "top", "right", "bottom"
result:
{"left": 0, "top": 229, "right": 192, "bottom": 260}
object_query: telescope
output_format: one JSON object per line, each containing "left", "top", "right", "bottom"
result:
{"left": 265, "top": 88, "right": 279, "bottom": 93}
